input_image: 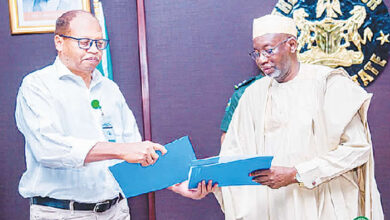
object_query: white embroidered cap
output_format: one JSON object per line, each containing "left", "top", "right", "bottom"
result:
{"left": 253, "top": 14, "right": 297, "bottom": 39}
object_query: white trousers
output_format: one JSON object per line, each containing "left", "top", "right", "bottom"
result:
{"left": 30, "top": 198, "right": 130, "bottom": 220}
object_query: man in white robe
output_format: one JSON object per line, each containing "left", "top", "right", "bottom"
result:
{"left": 212, "top": 14, "right": 384, "bottom": 220}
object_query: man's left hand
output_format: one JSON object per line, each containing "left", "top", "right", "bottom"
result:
{"left": 168, "top": 180, "right": 218, "bottom": 200}
{"left": 249, "top": 166, "right": 297, "bottom": 189}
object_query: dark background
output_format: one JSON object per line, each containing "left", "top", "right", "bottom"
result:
{"left": 0, "top": 0, "right": 388, "bottom": 219}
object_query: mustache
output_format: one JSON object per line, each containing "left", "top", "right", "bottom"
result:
{"left": 84, "top": 57, "right": 101, "bottom": 62}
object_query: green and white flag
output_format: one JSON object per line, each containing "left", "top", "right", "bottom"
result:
{"left": 93, "top": 0, "right": 113, "bottom": 80}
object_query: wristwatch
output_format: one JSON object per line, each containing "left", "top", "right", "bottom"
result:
{"left": 295, "top": 172, "right": 304, "bottom": 187}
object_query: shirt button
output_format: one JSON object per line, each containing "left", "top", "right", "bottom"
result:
{"left": 312, "top": 181, "right": 316, "bottom": 186}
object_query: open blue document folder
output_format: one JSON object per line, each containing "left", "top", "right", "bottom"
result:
{"left": 188, "top": 155, "right": 273, "bottom": 189}
{"left": 109, "top": 136, "right": 196, "bottom": 198}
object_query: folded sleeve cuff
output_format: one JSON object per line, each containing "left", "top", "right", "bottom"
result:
{"left": 295, "top": 163, "right": 322, "bottom": 189}
{"left": 68, "top": 139, "right": 98, "bottom": 168}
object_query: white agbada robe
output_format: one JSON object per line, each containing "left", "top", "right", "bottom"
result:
{"left": 214, "top": 63, "right": 383, "bottom": 220}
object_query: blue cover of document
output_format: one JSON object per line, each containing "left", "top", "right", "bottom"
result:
{"left": 188, "top": 155, "right": 273, "bottom": 189}
{"left": 109, "top": 136, "right": 196, "bottom": 198}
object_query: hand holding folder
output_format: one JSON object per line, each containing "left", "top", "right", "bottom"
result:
{"left": 168, "top": 179, "right": 218, "bottom": 200}
{"left": 109, "top": 136, "right": 273, "bottom": 197}
{"left": 109, "top": 136, "right": 196, "bottom": 198}
{"left": 188, "top": 155, "right": 273, "bottom": 189}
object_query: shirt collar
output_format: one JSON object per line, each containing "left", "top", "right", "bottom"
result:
{"left": 54, "top": 56, "right": 104, "bottom": 87}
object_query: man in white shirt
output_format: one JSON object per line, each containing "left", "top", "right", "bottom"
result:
{"left": 15, "top": 10, "right": 169, "bottom": 219}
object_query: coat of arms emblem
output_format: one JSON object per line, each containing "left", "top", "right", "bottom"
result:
{"left": 273, "top": 0, "right": 390, "bottom": 87}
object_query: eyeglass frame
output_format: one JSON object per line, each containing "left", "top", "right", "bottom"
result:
{"left": 249, "top": 37, "right": 293, "bottom": 61}
{"left": 59, "top": 34, "right": 110, "bottom": 50}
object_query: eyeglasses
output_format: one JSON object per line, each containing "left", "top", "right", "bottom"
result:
{"left": 249, "top": 37, "right": 292, "bottom": 60}
{"left": 59, "top": 34, "right": 110, "bottom": 50}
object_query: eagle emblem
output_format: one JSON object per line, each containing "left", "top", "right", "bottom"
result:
{"left": 273, "top": 0, "right": 390, "bottom": 87}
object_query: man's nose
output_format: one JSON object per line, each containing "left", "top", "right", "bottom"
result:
{"left": 256, "top": 53, "right": 269, "bottom": 66}
{"left": 87, "top": 41, "right": 100, "bottom": 53}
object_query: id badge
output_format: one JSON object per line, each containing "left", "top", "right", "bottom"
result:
{"left": 102, "top": 122, "right": 116, "bottom": 142}
{"left": 91, "top": 99, "right": 116, "bottom": 142}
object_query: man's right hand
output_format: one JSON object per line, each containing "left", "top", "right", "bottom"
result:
{"left": 119, "top": 141, "right": 167, "bottom": 166}
{"left": 85, "top": 141, "right": 167, "bottom": 166}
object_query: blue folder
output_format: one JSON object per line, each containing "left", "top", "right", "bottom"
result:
{"left": 188, "top": 155, "right": 273, "bottom": 189}
{"left": 109, "top": 136, "right": 196, "bottom": 198}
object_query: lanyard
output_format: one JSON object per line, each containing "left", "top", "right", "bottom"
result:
{"left": 91, "top": 99, "right": 116, "bottom": 142}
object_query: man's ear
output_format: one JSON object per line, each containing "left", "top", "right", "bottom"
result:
{"left": 54, "top": 35, "right": 63, "bottom": 52}
{"left": 288, "top": 38, "right": 298, "bottom": 53}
